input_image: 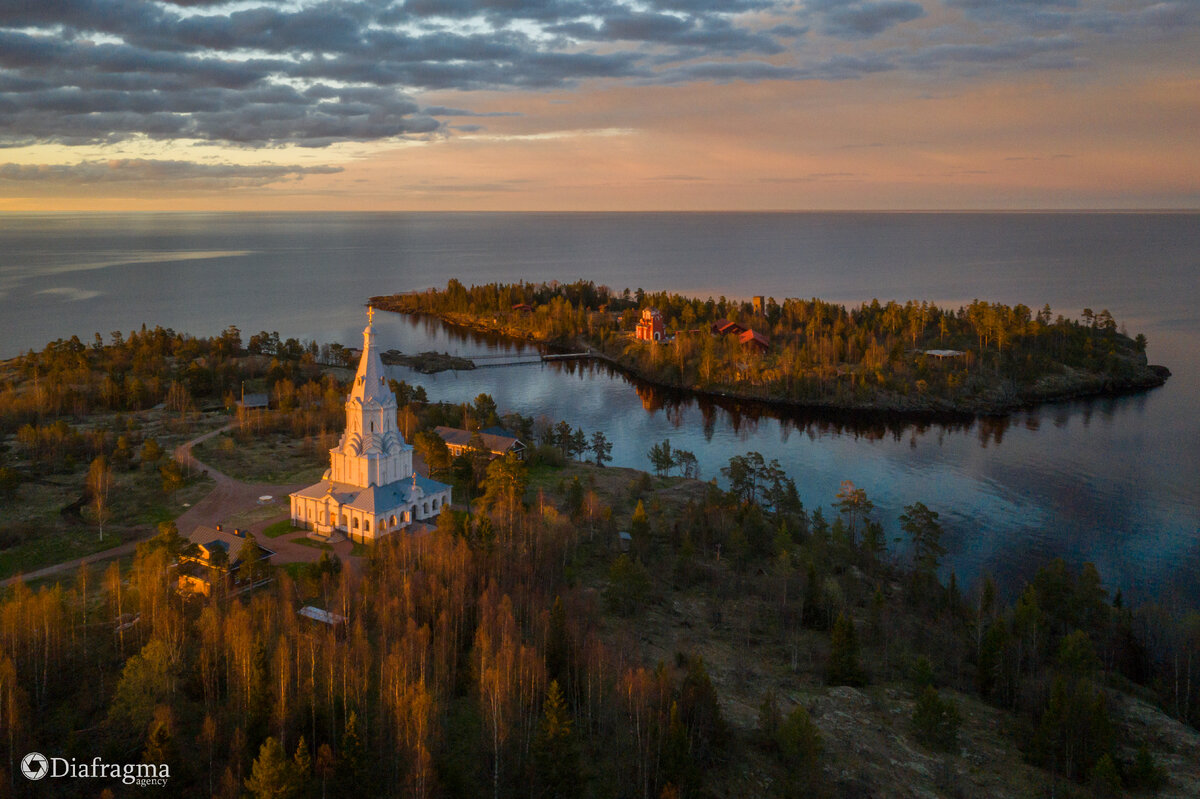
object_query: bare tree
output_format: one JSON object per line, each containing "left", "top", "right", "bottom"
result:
{"left": 87, "top": 455, "right": 112, "bottom": 542}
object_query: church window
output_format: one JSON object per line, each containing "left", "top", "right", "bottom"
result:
{"left": 390, "top": 515, "right": 397, "bottom": 526}
{"left": 364, "top": 519, "right": 370, "bottom": 532}
{"left": 352, "top": 517, "right": 359, "bottom": 529}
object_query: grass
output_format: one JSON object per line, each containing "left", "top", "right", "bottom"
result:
{"left": 224, "top": 502, "right": 290, "bottom": 530}
{"left": 282, "top": 562, "right": 310, "bottom": 580}
{"left": 0, "top": 470, "right": 212, "bottom": 581}
{"left": 193, "top": 430, "right": 327, "bottom": 484}
{"left": 263, "top": 520, "right": 303, "bottom": 539}
{"left": 291, "top": 537, "right": 332, "bottom": 552}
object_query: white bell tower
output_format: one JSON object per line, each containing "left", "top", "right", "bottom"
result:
{"left": 328, "top": 307, "right": 413, "bottom": 487}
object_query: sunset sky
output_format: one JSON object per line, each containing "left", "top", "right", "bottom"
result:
{"left": 1, "top": 0, "right": 1197, "bottom": 211}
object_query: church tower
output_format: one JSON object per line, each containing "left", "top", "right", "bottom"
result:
{"left": 328, "top": 308, "right": 413, "bottom": 487}
{"left": 289, "top": 307, "right": 452, "bottom": 543}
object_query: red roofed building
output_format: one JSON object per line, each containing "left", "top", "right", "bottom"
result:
{"left": 739, "top": 329, "right": 769, "bottom": 353}
{"left": 635, "top": 308, "right": 666, "bottom": 343}
{"left": 712, "top": 319, "right": 746, "bottom": 337}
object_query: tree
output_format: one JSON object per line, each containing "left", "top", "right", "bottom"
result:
{"left": 605, "top": 554, "right": 651, "bottom": 616}
{"left": 911, "top": 687, "right": 961, "bottom": 752}
{"left": 109, "top": 640, "right": 175, "bottom": 735}
{"left": 775, "top": 704, "right": 823, "bottom": 797}
{"left": 827, "top": 613, "right": 865, "bottom": 687}
{"left": 590, "top": 430, "right": 612, "bottom": 467}
{"left": 413, "top": 431, "right": 451, "bottom": 478}
{"left": 245, "top": 737, "right": 299, "bottom": 799}
{"left": 569, "top": 427, "right": 589, "bottom": 460}
{"left": 673, "top": 449, "right": 699, "bottom": 479}
{"left": 87, "top": 454, "right": 113, "bottom": 542}
{"left": 647, "top": 439, "right": 673, "bottom": 477}
{"left": 160, "top": 459, "right": 184, "bottom": 498}
{"left": 140, "top": 437, "right": 163, "bottom": 465}
{"left": 833, "top": 480, "right": 873, "bottom": 547}
{"left": 532, "top": 680, "right": 579, "bottom": 799}
{"left": 237, "top": 533, "right": 267, "bottom": 583}
{"left": 564, "top": 477, "right": 584, "bottom": 517}
{"left": 479, "top": 453, "right": 528, "bottom": 541}
{"left": 900, "top": 502, "right": 946, "bottom": 587}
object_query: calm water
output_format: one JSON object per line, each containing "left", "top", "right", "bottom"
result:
{"left": 1, "top": 212, "right": 1197, "bottom": 603}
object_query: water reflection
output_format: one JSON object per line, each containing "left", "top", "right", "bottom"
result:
{"left": 379, "top": 311, "right": 1198, "bottom": 605}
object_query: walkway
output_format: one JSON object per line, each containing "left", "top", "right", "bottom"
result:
{"left": 3, "top": 423, "right": 359, "bottom": 588}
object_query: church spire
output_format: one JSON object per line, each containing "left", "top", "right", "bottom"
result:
{"left": 349, "top": 306, "right": 392, "bottom": 406}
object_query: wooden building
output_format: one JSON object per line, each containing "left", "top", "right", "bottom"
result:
{"left": 435, "top": 426, "right": 526, "bottom": 461}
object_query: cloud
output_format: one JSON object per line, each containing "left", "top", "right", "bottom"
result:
{"left": 0, "top": 159, "right": 344, "bottom": 189}
{"left": 0, "top": 0, "right": 1196, "bottom": 152}
{"left": 810, "top": 1, "right": 926, "bottom": 39}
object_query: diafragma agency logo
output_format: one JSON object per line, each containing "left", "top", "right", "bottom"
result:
{"left": 20, "top": 751, "right": 48, "bottom": 780}
{"left": 20, "top": 753, "right": 169, "bottom": 786}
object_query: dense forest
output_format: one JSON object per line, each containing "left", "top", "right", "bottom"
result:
{"left": 1, "top": 440, "right": 1199, "bottom": 797}
{"left": 1, "top": 326, "right": 1197, "bottom": 798}
{"left": 372, "top": 280, "right": 1169, "bottom": 414}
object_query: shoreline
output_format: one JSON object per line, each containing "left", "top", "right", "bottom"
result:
{"left": 372, "top": 303, "right": 1170, "bottom": 420}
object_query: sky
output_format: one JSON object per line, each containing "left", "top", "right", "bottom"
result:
{"left": 0, "top": 0, "right": 1197, "bottom": 211}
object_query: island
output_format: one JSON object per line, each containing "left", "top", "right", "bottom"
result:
{"left": 371, "top": 279, "right": 1169, "bottom": 415}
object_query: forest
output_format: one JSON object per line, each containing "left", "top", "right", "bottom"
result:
{"left": 0, "top": 326, "right": 1197, "bottom": 798}
{"left": 372, "top": 280, "right": 1169, "bottom": 414}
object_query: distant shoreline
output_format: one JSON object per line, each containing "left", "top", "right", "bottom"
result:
{"left": 372, "top": 301, "right": 1170, "bottom": 419}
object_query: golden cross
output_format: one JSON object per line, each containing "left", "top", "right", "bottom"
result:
{"left": 367, "top": 306, "right": 375, "bottom": 324}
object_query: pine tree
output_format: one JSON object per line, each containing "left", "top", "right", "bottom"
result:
{"left": 532, "top": 681, "right": 579, "bottom": 799}
{"left": 911, "top": 687, "right": 960, "bottom": 752}
{"left": 826, "top": 613, "right": 865, "bottom": 687}
{"left": 245, "top": 737, "right": 299, "bottom": 799}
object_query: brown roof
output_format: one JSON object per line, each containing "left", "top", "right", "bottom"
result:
{"left": 434, "top": 426, "right": 523, "bottom": 454}
{"left": 739, "top": 329, "right": 769, "bottom": 348}
{"left": 716, "top": 320, "right": 745, "bottom": 335}
{"left": 186, "top": 525, "right": 274, "bottom": 564}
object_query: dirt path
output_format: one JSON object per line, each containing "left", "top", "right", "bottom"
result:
{"left": 3, "top": 424, "right": 353, "bottom": 588}
{"left": 171, "top": 423, "right": 306, "bottom": 534}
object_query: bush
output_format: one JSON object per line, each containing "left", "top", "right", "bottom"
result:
{"left": 604, "top": 554, "right": 652, "bottom": 616}
{"left": 912, "top": 686, "right": 961, "bottom": 752}
{"left": 776, "top": 704, "right": 823, "bottom": 797}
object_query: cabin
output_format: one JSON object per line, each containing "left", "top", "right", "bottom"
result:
{"left": 236, "top": 392, "right": 269, "bottom": 411}
{"left": 177, "top": 524, "right": 275, "bottom": 596}
{"left": 298, "top": 606, "right": 348, "bottom": 637}
{"left": 435, "top": 426, "right": 526, "bottom": 461}
{"left": 739, "top": 329, "right": 770, "bottom": 353}
{"left": 712, "top": 319, "right": 745, "bottom": 337}
{"left": 635, "top": 308, "right": 666, "bottom": 343}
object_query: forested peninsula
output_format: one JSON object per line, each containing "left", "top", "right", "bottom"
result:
{"left": 371, "top": 280, "right": 1169, "bottom": 415}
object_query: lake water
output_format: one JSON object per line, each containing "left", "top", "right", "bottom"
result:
{"left": 1, "top": 212, "right": 1197, "bottom": 603}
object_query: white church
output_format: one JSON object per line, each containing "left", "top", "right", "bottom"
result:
{"left": 289, "top": 308, "right": 452, "bottom": 543}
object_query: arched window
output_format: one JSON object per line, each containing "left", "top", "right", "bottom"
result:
{"left": 364, "top": 519, "right": 370, "bottom": 532}
{"left": 370, "top": 421, "right": 374, "bottom": 433}
{"left": 390, "top": 515, "right": 397, "bottom": 527}
{"left": 352, "top": 517, "right": 360, "bottom": 529}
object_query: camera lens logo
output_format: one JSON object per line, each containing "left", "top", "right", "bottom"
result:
{"left": 20, "top": 752, "right": 49, "bottom": 781}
